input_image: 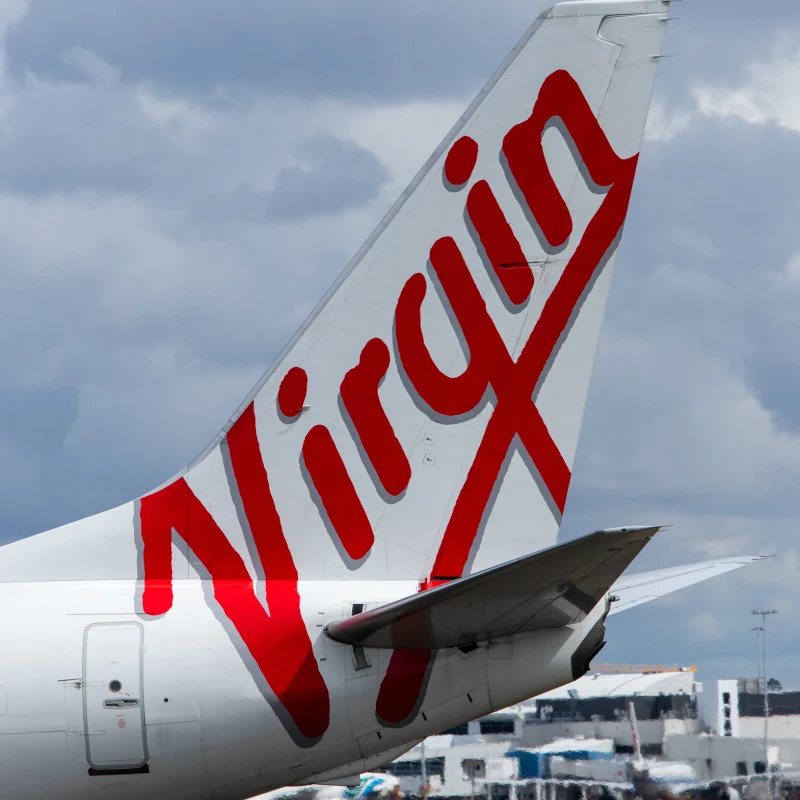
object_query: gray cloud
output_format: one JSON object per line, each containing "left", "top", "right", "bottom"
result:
{"left": 7, "top": 1, "right": 544, "bottom": 101}
{"left": 560, "top": 107, "right": 800, "bottom": 683}
{"left": 0, "top": 384, "right": 78, "bottom": 451}
{"left": 263, "top": 132, "right": 389, "bottom": 221}
{"left": 0, "top": 33, "right": 395, "bottom": 534}
{"left": 7, "top": 1, "right": 800, "bottom": 108}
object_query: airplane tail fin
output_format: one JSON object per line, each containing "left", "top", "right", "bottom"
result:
{"left": 165, "top": 0, "right": 668, "bottom": 584}
{"left": 0, "top": 2, "right": 669, "bottom": 588}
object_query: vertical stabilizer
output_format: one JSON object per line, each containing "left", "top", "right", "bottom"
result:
{"left": 0, "top": 2, "right": 668, "bottom": 589}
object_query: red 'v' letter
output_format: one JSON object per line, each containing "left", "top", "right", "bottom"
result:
{"left": 139, "top": 403, "right": 330, "bottom": 742}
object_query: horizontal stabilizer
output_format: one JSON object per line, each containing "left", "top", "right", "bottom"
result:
{"left": 324, "top": 527, "right": 659, "bottom": 649}
{"left": 608, "top": 555, "right": 770, "bottom": 614}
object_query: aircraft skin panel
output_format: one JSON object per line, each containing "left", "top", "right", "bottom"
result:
{"left": 0, "top": 577, "right": 589, "bottom": 797}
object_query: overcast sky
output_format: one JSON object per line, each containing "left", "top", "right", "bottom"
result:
{"left": 0, "top": 1, "right": 799, "bottom": 687}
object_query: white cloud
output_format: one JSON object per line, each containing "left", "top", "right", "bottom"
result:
{"left": 0, "top": 0, "right": 28, "bottom": 82}
{"left": 0, "top": 0, "right": 29, "bottom": 131}
{"left": 784, "top": 250, "right": 800, "bottom": 285}
{"left": 135, "top": 87, "right": 219, "bottom": 141}
{"left": 579, "top": 323, "right": 800, "bottom": 511}
{"left": 689, "top": 611, "right": 725, "bottom": 641}
{"left": 333, "top": 98, "right": 467, "bottom": 187}
{"left": 694, "top": 35, "right": 800, "bottom": 132}
{"left": 62, "top": 46, "right": 119, "bottom": 85}
{"left": 643, "top": 34, "right": 800, "bottom": 142}
{"left": 668, "top": 225, "right": 722, "bottom": 261}
{"left": 644, "top": 99, "right": 693, "bottom": 143}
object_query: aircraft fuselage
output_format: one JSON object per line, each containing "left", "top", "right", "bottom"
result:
{"left": 0, "top": 579, "right": 597, "bottom": 800}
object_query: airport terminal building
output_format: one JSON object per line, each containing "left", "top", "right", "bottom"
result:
{"left": 382, "top": 668, "right": 800, "bottom": 797}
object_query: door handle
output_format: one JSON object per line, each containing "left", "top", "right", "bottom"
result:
{"left": 103, "top": 698, "right": 139, "bottom": 709}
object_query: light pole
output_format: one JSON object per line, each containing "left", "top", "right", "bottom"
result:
{"left": 420, "top": 737, "right": 427, "bottom": 799}
{"left": 752, "top": 609, "right": 778, "bottom": 795}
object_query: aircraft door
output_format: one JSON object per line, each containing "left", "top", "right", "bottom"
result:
{"left": 83, "top": 622, "right": 148, "bottom": 772}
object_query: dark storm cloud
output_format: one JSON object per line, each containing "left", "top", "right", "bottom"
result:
{"left": 646, "top": 0, "right": 800, "bottom": 105}
{"left": 560, "top": 113, "right": 800, "bottom": 529}
{"left": 558, "top": 102, "right": 800, "bottom": 681}
{"left": 0, "top": 75, "right": 160, "bottom": 193}
{"left": 8, "top": 1, "right": 799, "bottom": 104}
{"left": 0, "top": 384, "right": 78, "bottom": 451}
{"left": 262, "top": 132, "right": 389, "bottom": 221}
{"left": 6, "top": 1, "right": 541, "bottom": 101}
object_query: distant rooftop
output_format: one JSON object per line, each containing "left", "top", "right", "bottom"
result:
{"left": 533, "top": 669, "right": 696, "bottom": 701}
{"left": 532, "top": 737, "right": 615, "bottom": 754}
{"left": 592, "top": 664, "right": 696, "bottom": 675}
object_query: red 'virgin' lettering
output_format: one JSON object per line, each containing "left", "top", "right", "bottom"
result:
{"left": 140, "top": 403, "right": 329, "bottom": 742}
{"left": 378, "top": 69, "right": 640, "bottom": 726}
{"left": 375, "top": 649, "right": 434, "bottom": 727}
{"left": 395, "top": 271, "right": 486, "bottom": 417}
{"left": 502, "top": 69, "right": 630, "bottom": 249}
{"left": 430, "top": 236, "right": 571, "bottom": 569}
{"left": 302, "top": 425, "right": 375, "bottom": 560}
{"left": 467, "top": 180, "right": 534, "bottom": 305}
{"left": 278, "top": 367, "right": 308, "bottom": 419}
{"left": 340, "top": 338, "right": 411, "bottom": 498}
{"left": 444, "top": 136, "right": 478, "bottom": 187}
{"left": 138, "top": 67, "right": 640, "bottom": 736}
{"left": 397, "top": 236, "right": 570, "bottom": 532}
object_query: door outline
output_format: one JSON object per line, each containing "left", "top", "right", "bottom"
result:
{"left": 82, "top": 621, "right": 149, "bottom": 772}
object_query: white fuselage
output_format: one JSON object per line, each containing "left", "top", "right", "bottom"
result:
{"left": 0, "top": 579, "right": 599, "bottom": 800}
